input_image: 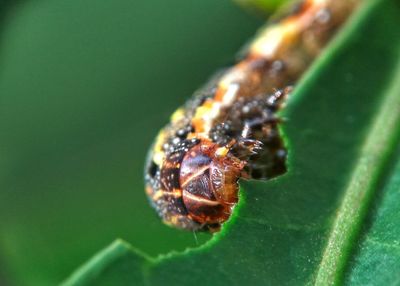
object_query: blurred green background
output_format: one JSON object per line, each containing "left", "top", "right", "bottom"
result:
{"left": 0, "top": 0, "right": 262, "bottom": 285}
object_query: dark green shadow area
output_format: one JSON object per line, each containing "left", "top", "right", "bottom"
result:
{"left": 0, "top": 0, "right": 262, "bottom": 285}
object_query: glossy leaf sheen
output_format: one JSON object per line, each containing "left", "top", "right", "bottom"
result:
{"left": 63, "top": 0, "right": 400, "bottom": 285}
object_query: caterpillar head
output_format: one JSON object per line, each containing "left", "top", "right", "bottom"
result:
{"left": 179, "top": 140, "right": 245, "bottom": 226}
{"left": 145, "top": 138, "right": 246, "bottom": 231}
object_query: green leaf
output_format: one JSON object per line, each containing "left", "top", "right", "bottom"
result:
{"left": 63, "top": 240, "right": 151, "bottom": 286}
{"left": 61, "top": 0, "right": 400, "bottom": 285}
{"left": 344, "top": 140, "right": 400, "bottom": 284}
{"left": 343, "top": 77, "right": 400, "bottom": 283}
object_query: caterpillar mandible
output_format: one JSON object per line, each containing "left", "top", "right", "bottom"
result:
{"left": 144, "top": 0, "right": 359, "bottom": 232}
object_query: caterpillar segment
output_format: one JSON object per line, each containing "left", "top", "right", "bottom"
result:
{"left": 145, "top": 0, "right": 359, "bottom": 231}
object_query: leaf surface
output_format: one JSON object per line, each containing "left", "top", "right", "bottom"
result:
{"left": 60, "top": 0, "right": 400, "bottom": 284}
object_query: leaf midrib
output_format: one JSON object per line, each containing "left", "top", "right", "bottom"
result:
{"left": 314, "top": 2, "right": 400, "bottom": 284}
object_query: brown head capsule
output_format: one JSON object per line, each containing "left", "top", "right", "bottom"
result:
{"left": 145, "top": 137, "right": 247, "bottom": 232}
{"left": 179, "top": 140, "right": 245, "bottom": 228}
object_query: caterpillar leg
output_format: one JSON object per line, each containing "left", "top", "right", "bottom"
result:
{"left": 242, "top": 121, "right": 287, "bottom": 179}
{"left": 230, "top": 89, "right": 290, "bottom": 179}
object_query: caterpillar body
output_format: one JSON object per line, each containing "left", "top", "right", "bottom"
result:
{"left": 145, "top": 0, "right": 358, "bottom": 232}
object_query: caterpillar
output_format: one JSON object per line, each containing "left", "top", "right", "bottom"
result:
{"left": 144, "top": 0, "right": 359, "bottom": 232}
